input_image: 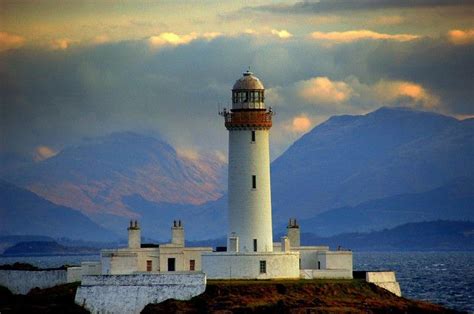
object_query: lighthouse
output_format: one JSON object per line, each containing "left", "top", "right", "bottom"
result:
{"left": 202, "top": 71, "right": 300, "bottom": 280}
{"left": 221, "top": 71, "right": 274, "bottom": 253}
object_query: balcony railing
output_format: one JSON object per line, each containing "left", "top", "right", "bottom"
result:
{"left": 222, "top": 110, "right": 273, "bottom": 129}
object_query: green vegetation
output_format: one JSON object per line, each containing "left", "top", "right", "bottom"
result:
{"left": 143, "top": 279, "right": 457, "bottom": 313}
{"left": 0, "top": 282, "right": 87, "bottom": 314}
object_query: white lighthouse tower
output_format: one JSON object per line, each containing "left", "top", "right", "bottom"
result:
{"left": 223, "top": 71, "right": 274, "bottom": 253}
{"left": 202, "top": 71, "right": 300, "bottom": 280}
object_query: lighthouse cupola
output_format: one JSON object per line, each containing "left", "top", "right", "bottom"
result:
{"left": 232, "top": 70, "right": 265, "bottom": 110}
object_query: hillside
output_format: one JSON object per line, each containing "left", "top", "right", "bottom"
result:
{"left": 2, "top": 241, "right": 100, "bottom": 256}
{"left": 296, "top": 178, "right": 474, "bottom": 236}
{"left": 299, "top": 220, "right": 474, "bottom": 251}
{"left": 0, "top": 180, "right": 116, "bottom": 241}
{"left": 142, "top": 280, "right": 454, "bottom": 313}
{"left": 271, "top": 107, "right": 474, "bottom": 224}
{"left": 5, "top": 132, "right": 226, "bottom": 234}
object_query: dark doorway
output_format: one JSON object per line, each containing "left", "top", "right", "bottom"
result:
{"left": 168, "top": 258, "right": 176, "bottom": 271}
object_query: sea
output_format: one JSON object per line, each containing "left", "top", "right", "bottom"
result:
{"left": 1, "top": 251, "right": 473, "bottom": 313}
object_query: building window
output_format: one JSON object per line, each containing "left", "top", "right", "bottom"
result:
{"left": 318, "top": 261, "right": 321, "bottom": 270}
{"left": 190, "top": 259, "right": 195, "bottom": 271}
{"left": 146, "top": 260, "right": 152, "bottom": 272}
{"left": 252, "top": 175, "right": 256, "bottom": 189}
{"left": 253, "top": 239, "right": 258, "bottom": 252}
{"left": 251, "top": 131, "right": 256, "bottom": 142}
{"left": 168, "top": 258, "right": 176, "bottom": 271}
{"left": 260, "top": 260, "right": 266, "bottom": 274}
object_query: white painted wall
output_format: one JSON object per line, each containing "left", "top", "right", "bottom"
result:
{"left": 228, "top": 129, "right": 273, "bottom": 253}
{"left": 319, "top": 251, "right": 353, "bottom": 272}
{"left": 202, "top": 252, "right": 299, "bottom": 279}
{"left": 75, "top": 273, "right": 206, "bottom": 314}
{"left": 366, "top": 271, "right": 401, "bottom": 296}
{"left": 0, "top": 270, "right": 67, "bottom": 294}
{"left": 67, "top": 267, "right": 82, "bottom": 283}
{"left": 300, "top": 269, "right": 353, "bottom": 279}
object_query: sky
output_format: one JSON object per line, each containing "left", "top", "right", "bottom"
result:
{"left": 1, "top": 0, "right": 473, "bottom": 162}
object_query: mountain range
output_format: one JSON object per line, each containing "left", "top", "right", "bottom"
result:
{"left": 4, "top": 132, "right": 226, "bottom": 234}
{"left": 1, "top": 107, "right": 473, "bottom": 240}
{"left": 0, "top": 180, "right": 115, "bottom": 240}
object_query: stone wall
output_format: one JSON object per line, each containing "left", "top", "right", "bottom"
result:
{"left": 67, "top": 267, "right": 82, "bottom": 283}
{"left": 0, "top": 270, "right": 67, "bottom": 294}
{"left": 75, "top": 272, "right": 206, "bottom": 314}
{"left": 202, "top": 252, "right": 300, "bottom": 279}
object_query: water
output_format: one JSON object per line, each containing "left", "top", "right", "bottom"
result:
{"left": 354, "top": 251, "right": 474, "bottom": 313}
{"left": 0, "top": 252, "right": 472, "bottom": 312}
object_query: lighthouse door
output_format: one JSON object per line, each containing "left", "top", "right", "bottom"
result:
{"left": 168, "top": 258, "right": 176, "bottom": 271}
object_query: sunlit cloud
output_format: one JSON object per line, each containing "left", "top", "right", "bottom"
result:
{"left": 149, "top": 32, "right": 198, "bottom": 48}
{"left": 176, "top": 147, "right": 201, "bottom": 160}
{"left": 448, "top": 29, "right": 474, "bottom": 45}
{"left": 370, "top": 80, "right": 440, "bottom": 109}
{"left": 34, "top": 146, "right": 58, "bottom": 162}
{"left": 51, "top": 38, "right": 74, "bottom": 50}
{"left": 148, "top": 32, "right": 222, "bottom": 49}
{"left": 310, "top": 30, "right": 419, "bottom": 44}
{"left": 0, "top": 32, "right": 25, "bottom": 52}
{"left": 297, "top": 77, "right": 352, "bottom": 105}
{"left": 271, "top": 29, "right": 293, "bottom": 39}
{"left": 92, "top": 34, "right": 111, "bottom": 45}
{"left": 287, "top": 114, "right": 312, "bottom": 133}
{"left": 202, "top": 32, "right": 222, "bottom": 40}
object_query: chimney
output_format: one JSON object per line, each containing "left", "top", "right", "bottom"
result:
{"left": 171, "top": 219, "right": 184, "bottom": 247}
{"left": 287, "top": 217, "right": 300, "bottom": 247}
{"left": 128, "top": 220, "right": 141, "bottom": 249}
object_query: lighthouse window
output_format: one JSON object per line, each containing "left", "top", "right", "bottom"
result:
{"left": 259, "top": 260, "right": 266, "bottom": 273}
{"left": 252, "top": 175, "right": 256, "bottom": 189}
{"left": 251, "top": 131, "right": 255, "bottom": 142}
{"left": 254, "top": 239, "right": 258, "bottom": 252}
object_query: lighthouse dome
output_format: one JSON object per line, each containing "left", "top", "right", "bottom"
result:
{"left": 232, "top": 71, "right": 264, "bottom": 90}
{"left": 231, "top": 71, "right": 265, "bottom": 110}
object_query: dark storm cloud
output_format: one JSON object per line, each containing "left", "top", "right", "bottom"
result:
{"left": 0, "top": 34, "right": 473, "bottom": 160}
{"left": 248, "top": 0, "right": 474, "bottom": 15}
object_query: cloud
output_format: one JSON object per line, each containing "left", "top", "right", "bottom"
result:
{"left": 92, "top": 35, "right": 111, "bottom": 45}
{"left": 448, "top": 29, "right": 474, "bottom": 45}
{"left": 310, "top": 30, "right": 419, "bottom": 44}
{"left": 370, "top": 80, "right": 440, "bottom": 109}
{"left": 271, "top": 29, "right": 293, "bottom": 39}
{"left": 51, "top": 38, "right": 74, "bottom": 50}
{"left": 0, "top": 32, "right": 25, "bottom": 52}
{"left": 297, "top": 77, "right": 353, "bottom": 104}
{"left": 34, "top": 146, "right": 58, "bottom": 162}
{"left": 249, "top": 0, "right": 474, "bottom": 15}
{"left": 149, "top": 32, "right": 198, "bottom": 48}
{"left": 176, "top": 147, "right": 200, "bottom": 160}
{"left": 148, "top": 32, "right": 221, "bottom": 49}
{"left": 287, "top": 114, "right": 312, "bottom": 133}
{"left": 369, "top": 16, "right": 404, "bottom": 25}
{"left": 0, "top": 33, "right": 471, "bottom": 161}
